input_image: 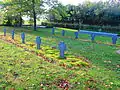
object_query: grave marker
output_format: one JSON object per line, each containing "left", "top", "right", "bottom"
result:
{"left": 58, "top": 41, "right": 66, "bottom": 58}
{"left": 112, "top": 36, "right": 117, "bottom": 44}
{"left": 21, "top": 32, "right": 25, "bottom": 44}
{"left": 62, "top": 30, "right": 65, "bottom": 36}
{"left": 74, "top": 32, "right": 79, "bottom": 39}
{"left": 52, "top": 27, "right": 55, "bottom": 35}
{"left": 91, "top": 34, "right": 96, "bottom": 41}
{"left": 4, "top": 28, "right": 6, "bottom": 36}
{"left": 11, "top": 30, "right": 14, "bottom": 40}
{"left": 36, "top": 36, "right": 41, "bottom": 49}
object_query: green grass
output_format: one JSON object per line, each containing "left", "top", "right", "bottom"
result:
{"left": 0, "top": 40, "right": 70, "bottom": 90}
{"left": 0, "top": 26, "right": 120, "bottom": 89}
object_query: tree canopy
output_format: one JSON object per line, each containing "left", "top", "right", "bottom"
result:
{"left": 48, "top": 0, "right": 120, "bottom": 26}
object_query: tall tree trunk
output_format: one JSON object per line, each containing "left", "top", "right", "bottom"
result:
{"left": 19, "top": 13, "right": 22, "bottom": 27}
{"left": 33, "top": 11, "right": 37, "bottom": 31}
{"left": 32, "top": 0, "right": 37, "bottom": 31}
{"left": 19, "top": 0, "right": 22, "bottom": 27}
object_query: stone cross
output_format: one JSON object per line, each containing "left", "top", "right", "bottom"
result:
{"left": 74, "top": 32, "right": 79, "bottom": 39}
{"left": 58, "top": 41, "right": 66, "bottom": 58}
{"left": 11, "top": 30, "right": 14, "bottom": 40}
{"left": 91, "top": 34, "right": 95, "bottom": 41}
{"left": 4, "top": 28, "right": 6, "bottom": 36}
{"left": 52, "top": 27, "right": 55, "bottom": 35}
{"left": 36, "top": 36, "right": 41, "bottom": 49}
{"left": 112, "top": 36, "right": 117, "bottom": 44}
{"left": 21, "top": 32, "right": 25, "bottom": 44}
{"left": 62, "top": 30, "right": 65, "bottom": 36}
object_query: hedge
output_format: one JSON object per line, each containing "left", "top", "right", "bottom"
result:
{"left": 41, "top": 22, "right": 120, "bottom": 33}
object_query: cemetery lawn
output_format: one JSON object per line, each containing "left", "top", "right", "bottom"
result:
{"left": 0, "top": 26, "right": 120, "bottom": 89}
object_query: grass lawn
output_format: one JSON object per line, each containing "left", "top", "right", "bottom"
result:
{"left": 0, "top": 26, "right": 120, "bottom": 90}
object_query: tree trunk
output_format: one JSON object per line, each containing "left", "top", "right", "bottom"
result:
{"left": 19, "top": 13, "right": 22, "bottom": 27}
{"left": 19, "top": 0, "right": 22, "bottom": 27}
{"left": 32, "top": 0, "right": 37, "bottom": 31}
{"left": 33, "top": 10, "right": 37, "bottom": 31}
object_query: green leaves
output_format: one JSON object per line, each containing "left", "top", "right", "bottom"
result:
{"left": 49, "top": 3, "right": 68, "bottom": 21}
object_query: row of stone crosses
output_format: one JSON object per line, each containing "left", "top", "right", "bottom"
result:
{"left": 3, "top": 28, "right": 67, "bottom": 58}
{"left": 52, "top": 28, "right": 79, "bottom": 39}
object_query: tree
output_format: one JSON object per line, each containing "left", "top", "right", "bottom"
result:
{"left": 49, "top": 3, "right": 68, "bottom": 22}
{"left": 47, "top": 0, "right": 120, "bottom": 26}
{"left": 1, "top": 0, "right": 45, "bottom": 30}
{"left": 1, "top": 0, "right": 24, "bottom": 26}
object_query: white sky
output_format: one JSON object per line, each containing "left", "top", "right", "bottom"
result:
{"left": 58, "top": 0, "right": 107, "bottom": 5}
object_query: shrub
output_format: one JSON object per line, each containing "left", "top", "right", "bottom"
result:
{"left": 41, "top": 22, "right": 120, "bottom": 33}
